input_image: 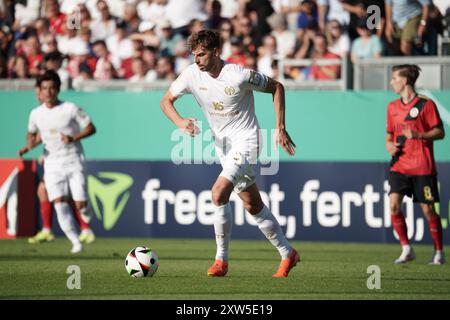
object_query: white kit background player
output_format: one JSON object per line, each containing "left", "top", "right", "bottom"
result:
{"left": 24, "top": 70, "right": 96, "bottom": 254}
{"left": 160, "top": 30, "right": 299, "bottom": 277}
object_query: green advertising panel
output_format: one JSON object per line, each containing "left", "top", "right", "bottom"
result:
{"left": 1, "top": 90, "right": 449, "bottom": 162}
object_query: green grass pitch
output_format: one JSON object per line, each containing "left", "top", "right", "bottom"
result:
{"left": 1, "top": 238, "right": 449, "bottom": 300}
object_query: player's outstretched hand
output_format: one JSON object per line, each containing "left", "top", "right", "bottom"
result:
{"left": 275, "top": 129, "right": 296, "bottom": 156}
{"left": 61, "top": 133, "right": 74, "bottom": 144}
{"left": 178, "top": 118, "right": 200, "bottom": 137}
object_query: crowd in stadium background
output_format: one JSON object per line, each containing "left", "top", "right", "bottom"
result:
{"left": 0, "top": 0, "right": 449, "bottom": 88}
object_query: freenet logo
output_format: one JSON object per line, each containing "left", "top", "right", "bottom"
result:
{"left": 88, "top": 172, "right": 134, "bottom": 230}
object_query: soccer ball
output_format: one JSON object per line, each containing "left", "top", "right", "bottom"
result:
{"left": 125, "top": 246, "right": 159, "bottom": 278}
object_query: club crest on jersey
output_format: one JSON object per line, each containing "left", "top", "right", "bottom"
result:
{"left": 224, "top": 86, "right": 236, "bottom": 95}
{"left": 212, "top": 101, "right": 224, "bottom": 111}
{"left": 409, "top": 107, "right": 419, "bottom": 119}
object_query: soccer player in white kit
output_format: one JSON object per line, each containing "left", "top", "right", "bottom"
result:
{"left": 23, "top": 70, "right": 96, "bottom": 254}
{"left": 160, "top": 30, "right": 299, "bottom": 277}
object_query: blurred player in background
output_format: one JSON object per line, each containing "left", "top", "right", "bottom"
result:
{"left": 21, "top": 70, "right": 96, "bottom": 254}
{"left": 386, "top": 64, "right": 445, "bottom": 264}
{"left": 161, "top": 30, "right": 299, "bottom": 277}
{"left": 19, "top": 86, "right": 95, "bottom": 245}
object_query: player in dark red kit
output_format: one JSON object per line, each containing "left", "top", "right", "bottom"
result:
{"left": 386, "top": 64, "right": 445, "bottom": 265}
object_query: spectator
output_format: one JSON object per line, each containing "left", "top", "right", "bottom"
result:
{"left": 341, "top": 0, "right": 386, "bottom": 40}
{"left": 296, "top": 0, "right": 319, "bottom": 42}
{"left": 351, "top": 17, "right": 382, "bottom": 63}
{"left": 326, "top": 19, "right": 351, "bottom": 58}
{"left": 13, "top": 0, "right": 40, "bottom": 30}
{"left": 0, "top": 26, "right": 12, "bottom": 62}
{"left": 90, "top": 0, "right": 117, "bottom": 42}
{"left": 207, "top": 0, "right": 227, "bottom": 30}
{"left": 173, "top": 39, "right": 192, "bottom": 75}
{"left": 237, "top": 15, "right": 262, "bottom": 57}
{"left": 294, "top": 20, "right": 320, "bottom": 59}
{"left": 137, "top": 0, "right": 167, "bottom": 25}
{"left": 123, "top": 3, "right": 141, "bottom": 36}
{"left": 219, "top": 19, "right": 234, "bottom": 60}
{"left": 165, "top": 0, "right": 208, "bottom": 35}
{"left": 189, "top": 19, "right": 206, "bottom": 35}
{"left": 310, "top": 34, "right": 341, "bottom": 80}
{"left": 92, "top": 40, "right": 112, "bottom": 80}
{"left": 106, "top": 20, "right": 134, "bottom": 70}
{"left": 226, "top": 36, "right": 246, "bottom": 66}
{"left": 0, "top": 55, "right": 7, "bottom": 78}
{"left": 11, "top": 55, "right": 30, "bottom": 79}
{"left": 208, "top": 0, "right": 239, "bottom": 19}
{"left": 45, "top": 0, "right": 66, "bottom": 36}
{"left": 385, "top": 0, "right": 431, "bottom": 55}
{"left": 267, "top": 12, "right": 297, "bottom": 58}
{"left": 257, "top": 34, "right": 277, "bottom": 77}
{"left": 155, "top": 55, "right": 176, "bottom": 80}
{"left": 72, "top": 61, "right": 93, "bottom": 90}
{"left": 41, "top": 34, "right": 59, "bottom": 54}
{"left": 244, "top": 0, "right": 275, "bottom": 37}
{"left": 142, "top": 46, "right": 158, "bottom": 81}
{"left": 24, "top": 35, "right": 43, "bottom": 77}
{"left": 318, "top": 0, "right": 351, "bottom": 33}
{"left": 129, "top": 57, "right": 147, "bottom": 82}
{"left": 35, "top": 18, "right": 51, "bottom": 50}
{"left": 42, "top": 51, "right": 69, "bottom": 88}
{"left": 157, "top": 19, "right": 184, "bottom": 57}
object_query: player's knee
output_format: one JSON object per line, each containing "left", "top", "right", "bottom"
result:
{"left": 243, "top": 201, "right": 264, "bottom": 215}
{"left": 75, "top": 201, "right": 87, "bottom": 211}
{"left": 37, "top": 182, "right": 48, "bottom": 201}
{"left": 421, "top": 204, "right": 435, "bottom": 218}
{"left": 390, "top": 202, "right": 401, "bottom": 215}
{"left": 211, "top": 186, "right": 229, "bottom": 207}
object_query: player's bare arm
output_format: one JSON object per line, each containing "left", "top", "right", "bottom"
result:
{"left": 160, "top": 90, "right": 199, "bottom": 137}
{"left": 61, "top": 123, "right": 97, "bottom": 144}
{"left": 385, "top": 133, "right": 400, "bottom": 156}
{"left": 402, "top": 125, "right": 445, "bottom": 141}
{"left": 19, "top": 132, "right": 42, "bottom": 157}
{"left": 263, "top": 77, "right": 296, "bottom": 156}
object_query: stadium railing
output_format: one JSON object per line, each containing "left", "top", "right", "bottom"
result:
{"left": 2, "top": 56, "right": 450, "bottom": 92}
{"left": 438, "top": 34, "right": 450, "bottom": 56}
{"left": 353, "top": 56, "right": 450, "bottom": 90}
{"left": 277, "top": 57, "right": 349, "bottom": 91}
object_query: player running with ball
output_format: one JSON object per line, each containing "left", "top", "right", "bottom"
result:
{"left": 160, "top": 30, "right": 299, "bottom": 277}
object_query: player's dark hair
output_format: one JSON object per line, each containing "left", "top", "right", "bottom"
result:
{"left": 36, "top": 70, "right": 61, "bottom": 91}
{"left": 187, "top": 29, "right": 222, "bottom": 51}
{"left": 392, "top": 64, "right": 421, "bottom": 86}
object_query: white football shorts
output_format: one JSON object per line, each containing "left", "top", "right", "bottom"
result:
{"left": 44, "top": 163, "right": 87, "bottom": 202}
{"left": 216, "top": 142, "right": 259, "bottom": 194}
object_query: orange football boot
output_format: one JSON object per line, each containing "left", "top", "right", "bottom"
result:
{"left": 207, "top": 260, "right": 228, "bottom": 277}
{"left": 272, "top": 249, "right": 300, "bottom": 278}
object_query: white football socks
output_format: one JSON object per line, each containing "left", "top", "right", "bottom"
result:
{"left": 213, "top": 203, "right": 233, "bottom": 261}
{"left": 54, "top": 202, "right": 81, "bottom": 246}
{"left": 252, "top": 205, "right": 291, "bottom": 259}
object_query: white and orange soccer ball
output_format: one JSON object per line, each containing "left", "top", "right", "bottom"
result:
{"left": 125, "top": 246, "right": 159, "bottom": 278}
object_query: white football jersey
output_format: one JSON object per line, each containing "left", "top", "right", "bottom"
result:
{"left": 28, "top": 101, "right": 91, "bottom": 166}
{"left": 170, "top": 63, "right": 268, "bottom": 146}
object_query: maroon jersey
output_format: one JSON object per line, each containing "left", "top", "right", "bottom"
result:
{"left": 386, "top": 95, "right": 443, "bottom": 175}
